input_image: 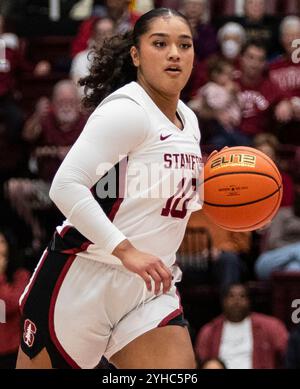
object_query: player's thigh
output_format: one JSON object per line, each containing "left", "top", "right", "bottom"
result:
{"left": 110, "top": 325, "right": 196, "bottom": 369}
{"left": 16, "top": 347, "right": 52, "bottom": 369}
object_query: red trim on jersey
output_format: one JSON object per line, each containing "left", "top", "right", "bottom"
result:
{"left": 48, "top": 254, "right": 81, "bottom": 369}
{"left": 59, "top": 226, "right": 71, "bottom": 238}
{"left": 108, "top": 198, "right": 124, "bottom": 221}
{"left": 20, "top": 250, "right": 49, "bottom": 314}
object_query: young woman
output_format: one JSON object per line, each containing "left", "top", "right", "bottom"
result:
{"left": 16, "top": 8, "right": 202, "bottom": 369}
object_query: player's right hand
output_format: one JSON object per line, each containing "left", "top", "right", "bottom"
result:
{"left": 112, "top": 240, "right": 172, "bottom": 295}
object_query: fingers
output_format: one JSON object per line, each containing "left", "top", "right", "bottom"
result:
{"left": 207, "top": 150, "right": 218, "bottom": 161}
{"left": 147, "top": 268, "right": 162, "bottom": 295}
{"left": 157, "top": 263, "right": 172, "bottom": 294}
{"left": 145, "top": 262, "right": 172, "bottom": 295}
{"left": 141, "top": 272, "right": 152, "bottom": 292}
{"left": 207, "top": 146, "right": 230, "bottom": 162}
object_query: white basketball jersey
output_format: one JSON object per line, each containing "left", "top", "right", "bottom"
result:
{"left": 53, "top": 82, "right": 202, "bottom": 267}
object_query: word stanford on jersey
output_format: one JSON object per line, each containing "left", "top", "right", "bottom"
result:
{"left": 164, "top": 153, "right": 202, "bottom": 170}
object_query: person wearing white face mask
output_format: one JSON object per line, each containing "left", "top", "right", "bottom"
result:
{"left": 218, "top": 22, "right": 246, "bottom": 61}
{"left": 182, "top": 22, "right": 245, "bottom": 103}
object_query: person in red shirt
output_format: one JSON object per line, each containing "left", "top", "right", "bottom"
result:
{"left": 253, "top": 133, "right": 295, "bottom": 208}
{"left": 194, "top": 283, "right": 288, "bottom": 369}
{"left": 269, "top": 16, "right": 300, "bottom": 144}
{"left": 269, "top": 16, "right": 300, "bottom": 99}
{"left": 71, "top": 0, "right": 140, "bottom": 58}
{"left": 0, "top": 228, "right": 30, "bottom": 369}
{"left": 236, "top": 39, "right": 293, "bottom": 137}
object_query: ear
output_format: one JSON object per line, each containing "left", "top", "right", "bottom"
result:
{"left": 130, "top": 46, "right": 140, "bottom": 67}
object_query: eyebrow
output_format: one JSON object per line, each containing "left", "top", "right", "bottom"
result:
{"left": 149, "top": 33, "right": 193, "bottom": 40}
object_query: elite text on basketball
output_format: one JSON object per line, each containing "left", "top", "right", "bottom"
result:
{"left": 210, "top": 154, "right": 256, "bottom": 170}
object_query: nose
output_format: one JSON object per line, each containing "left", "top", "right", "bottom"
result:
{"left": 168, "top": 44, "right": 180, "bottom": 61}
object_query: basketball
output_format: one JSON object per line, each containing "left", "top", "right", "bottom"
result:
{"left": 201, "top": 146, "right": 283, "bottom": 232}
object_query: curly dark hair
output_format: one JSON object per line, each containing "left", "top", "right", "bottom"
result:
{"left": 79, "top": 8, "right": 191, "bottom": 111}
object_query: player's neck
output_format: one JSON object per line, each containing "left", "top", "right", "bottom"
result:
{"left": 137, "top": 79, "right": 180, "bottom": 127}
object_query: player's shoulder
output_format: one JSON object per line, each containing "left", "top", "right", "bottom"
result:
{"left": 92, "top": 83, "right": 149, "bottom": 121}
{"left": 99, "top": 81, "right": 149, "bottom": 108}
{"left": 86, "top": 83, "right": 152, "bottom": 140}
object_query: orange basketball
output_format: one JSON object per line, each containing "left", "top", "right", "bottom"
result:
{"left": 201, "top": 146, "right": 283, "bottom": 232}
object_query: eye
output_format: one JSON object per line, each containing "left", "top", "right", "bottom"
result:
{"left": 180, "top": 43, "right": 193, "bottom": 49}
{"left": 153, "top": 41, "right": 166, "bottom": 48}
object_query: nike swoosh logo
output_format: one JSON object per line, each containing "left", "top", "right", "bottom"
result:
{"left": 160, "top": 134, "right": 172, "bottom": 141}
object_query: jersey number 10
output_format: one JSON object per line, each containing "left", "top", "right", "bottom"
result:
{"left": 161, "top": 178, "right": 198, "bottom": 219}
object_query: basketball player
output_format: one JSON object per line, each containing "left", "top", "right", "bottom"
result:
{"left": 16, "top": 8, "right": 202, "bottom": 369}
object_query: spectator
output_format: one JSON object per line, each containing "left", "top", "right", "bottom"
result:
{"left": 285, "top": 324, "right": 300, "bottom": 369}
{"left": 237, "top": 39, "right": 293, "bottom": 138}
{"left": 218, "top": 22, "right": 246, "bottom": 63}
{"left": 194, "top": 283, "right": 288, "bottom": 369}
{"left": 224, "top": 0, "right": 280, "bottom": 58}
{"left": 255, "top": 175, "right": 300, "bottom": 280}
{"left": 269, "top": 16, "right": 300, "bottom": 145}
{"left": 180, "top": 0, "right": 218, "bottom": 62}
{"left": 189, "top": 57, "right": 251, "bottom": 148}
{"left": 179, "top": 210, "right": 251, "bottom": 292}
{"left": 253, "top": 133, "right": 295, "bottom": 208}
{"left": 0, "top": 227, "right": 30, "bottom": 369}
{"left": 70, "top": 17, "right": 114, "bottom": 91}
{"left": 183, "top": 22, "right": 245, "bottom": 102}
{"left": 6, "top": 80, "right": 88, "bottom": 252}
{"left": 71, "top": 0, "right": 140, "bottom": 57}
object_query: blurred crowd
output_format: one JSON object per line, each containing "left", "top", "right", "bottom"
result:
{"left": 0, "top": 0, "right": 300, "bottom": 369}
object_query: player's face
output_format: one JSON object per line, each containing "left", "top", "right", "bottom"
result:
{"left": 131, "top": 16, "right": 194, "bottom": 97}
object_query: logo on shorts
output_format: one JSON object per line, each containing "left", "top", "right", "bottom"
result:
{"left": 23, "top": 319, "right": 37, "bottom": 348}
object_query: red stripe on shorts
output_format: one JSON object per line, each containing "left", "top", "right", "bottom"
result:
{"left": 48, "top": 254, "right": 81, "bottom": 369}
{"left": 20, "top": 249, "right": 49, "bottom": 314}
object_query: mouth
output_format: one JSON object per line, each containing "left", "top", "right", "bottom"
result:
{"left": 165, "top": 66, "right": 182, "bottom": 75}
